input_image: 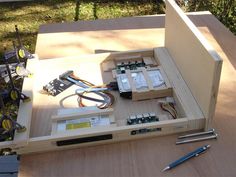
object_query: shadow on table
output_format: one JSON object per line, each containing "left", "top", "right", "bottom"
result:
{"left": 38, "top": 12, "right": 236, "bottom": 69}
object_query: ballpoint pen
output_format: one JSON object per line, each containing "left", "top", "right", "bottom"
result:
{"left": 162, "top": 144, "right": 210, "bottom": 172}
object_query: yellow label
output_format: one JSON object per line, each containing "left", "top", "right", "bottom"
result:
{"left": 2, "top": 119, "right": 12, "bottom": 131}
{"left": 18, "top": 49, "right": 25, "bottom": 58}
{"left": 10, "top": 90, "right": 19, "bottom": 101}
{"left": 16, "top": 66, "right": 20, "bottom": 72}
{"left": 66, "top": 122, "right": 91, "bottom": 130}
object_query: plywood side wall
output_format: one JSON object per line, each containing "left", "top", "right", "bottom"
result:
{"left": 165, "top": 0, "right": 222, "bottom": 129}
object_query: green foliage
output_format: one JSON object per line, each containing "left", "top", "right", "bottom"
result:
{"left": 213, "top": 0, "right": 236, "bottom": 34}
{"left": 0, "top": 0, "right": 234, "bottom": 58}
{"left": 184, "top": 0, "right": 236, "bottom": 34}
{"left": 0, "top": 0, "right": 165, "bottom": 57}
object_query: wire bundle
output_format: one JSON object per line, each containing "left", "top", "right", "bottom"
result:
{"left": 69, "top": 74, "right": 115, "bottom": 109}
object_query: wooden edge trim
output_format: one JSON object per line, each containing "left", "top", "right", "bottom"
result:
{"left": 141, "top": 67, "right": 153, "bottom": 90}
{"left": 13, "top": 55, "right": 38, "bottom": 147}
{"left": 16, "top": 118, "right": 193, "bottom": 154}
{"left": 205, "top": 60, "right": 223, "bottom": 130}
{"left": 31, "top": 118, "right": 189, "bottom": 142}
{"left": 125, "top": 70, "right": 136, "bottom": 92}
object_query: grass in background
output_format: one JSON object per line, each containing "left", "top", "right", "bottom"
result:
{"left": 0, "top": 0, "right": 164, "bottom": 58}
{"left": 0, "top": 0, "right": 235, "bottom": 58}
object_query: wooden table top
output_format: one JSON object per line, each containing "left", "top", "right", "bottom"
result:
{"left": 19, "top": 12, "right": 236, "bottom": 177}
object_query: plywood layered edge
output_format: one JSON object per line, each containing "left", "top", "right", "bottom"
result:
{"left": 165, "top": 0, "right": 222, "bottom": 130}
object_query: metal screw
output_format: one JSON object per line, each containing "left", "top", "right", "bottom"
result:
{"left": 176, "top": 133, "right": 218, "bottom": 145}
{"left": 178, "top": 129, "right": 215, "bottom": 139}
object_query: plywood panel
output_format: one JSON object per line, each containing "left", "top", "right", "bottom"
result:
{"left": 165, "top": 0, "right": 222, "bottom": 129}
{"left": 154, "top": 47, "right": 203, "bottom": 122}
{"left": 36, "top": 29, "right": 164, "bottom": 59}
{"left": 28, "top": 52, "right": 182, "bottom": 138}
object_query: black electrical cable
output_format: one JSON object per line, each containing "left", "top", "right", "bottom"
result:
{"left": 60, "top": 74, "right": 115, "bottom": 109}
{"left": 77, "top": 91, "right": 115, "bottom": 109}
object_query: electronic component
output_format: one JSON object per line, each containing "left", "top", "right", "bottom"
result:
{"left": 59, "top": 70, "right": 89, "bottom": 88}
{"left": 115, "top": 67, "right": 166, "bottom": 100}
{"left": 57, "top": 115, "right": 111, "bottom": 131}
{"left": 127, "top": 112, "right": 159, "bottom": 125}
{"left": 116, "top": 60, "right": 146, "bottom": 74}
{"left": 159, "top": 98, "right": 178, "bottom": 119}
{"left": 147, "top": 70, "right": 165, "bottom": 88}
{"left": 43, "top": 78, "right": 73, "bottom": 96}
{"left": 106, "top": 81, "right": 118, "bottom": 91}
{"left": 116, "top": 73, "right": 132, "bottom": 98}
{"left": 56, "top": 134, "right": 113, "bottom": 146}
{"left": 130, "top": 127, "right": 162, "bottom": 135}
{"left": 131, "top": 72, "right": 148, "bottom": 90}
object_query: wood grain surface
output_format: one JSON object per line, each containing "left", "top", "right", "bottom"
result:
{"left": 27, "top": 52, "right": 184, "bottom": 139}
{"left": 19, "top": 11, "right": 236, "bottom": 177}
{"left": 165, "top": 0, "right": 222, "bottom": 130}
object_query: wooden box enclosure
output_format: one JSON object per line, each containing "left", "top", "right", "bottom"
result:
{"left": 0, "top": 0, "right": 222, "bottom": 154}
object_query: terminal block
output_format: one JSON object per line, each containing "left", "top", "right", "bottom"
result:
{"left": 127, "top": 112, "right": 159, "bottom": 125}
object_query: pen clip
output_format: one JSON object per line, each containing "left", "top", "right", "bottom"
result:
{"left": 195, "top": 145, "right": 210, "bottom": 156}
